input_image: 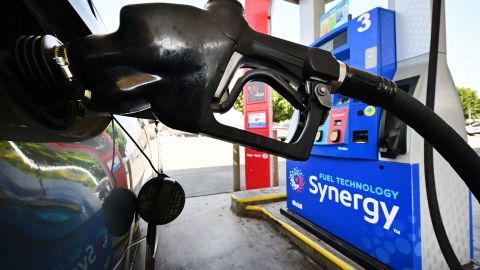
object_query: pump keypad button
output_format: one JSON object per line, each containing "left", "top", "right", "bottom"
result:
{"left": 315, "top": 131, "right": 323, "bottom": 142}
{"left": 330, "top": 129, "right": 341, "bottom": 142}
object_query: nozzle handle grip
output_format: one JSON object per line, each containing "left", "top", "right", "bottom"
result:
{"left": 201, "top": 101, "right": 327, "bottom": 161}
{"left": 236, "top": 30, "right": 341, "bottom": 83}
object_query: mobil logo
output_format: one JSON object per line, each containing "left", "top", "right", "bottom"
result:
{"left": 289, "top": 167, "right": 305, "bottom": 193}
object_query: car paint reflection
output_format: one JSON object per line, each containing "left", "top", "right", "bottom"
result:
{"left": 0, "top": 119, "right": 159, "bottom": 269}
{"left": 9, "top": 141, "right": 100, "bottom": 185}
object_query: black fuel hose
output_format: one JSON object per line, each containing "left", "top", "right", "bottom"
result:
{"left": 387, "top": 89, "right": 468, "bottom": 270}
{"left": 422, "top": 0, "right": 463, "bottom": 268}
{"left": 337, "top": 67, "right": 480, "bottom": 204}
{"left": 336, "top": 1, "right": 465, "bottom": 268}
{"left": 336, "top": 65, "right": 477, "bottom": 269}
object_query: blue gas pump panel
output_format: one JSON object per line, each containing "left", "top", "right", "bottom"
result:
{"left": 311, "top": 7, "right": 396, "bottom": 160}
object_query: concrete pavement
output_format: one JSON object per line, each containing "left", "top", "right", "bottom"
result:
{"left": 165, "top": 162, "right": 286, "bottom": 197}
{"left": 153, "top": 136, "right": 317, "bottom": 269}
{"left": 155, "top": 193, "right": 320, "bottom": 270}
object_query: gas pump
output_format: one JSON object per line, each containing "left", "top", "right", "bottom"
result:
{"left": 5, "top": 0, "right": 480, "bottom": 268}
{"left": 285, "top": 1, "right": 471, "bottom": 269}
{"left": 243, "top": 0, "right": 274, "bottom": 190}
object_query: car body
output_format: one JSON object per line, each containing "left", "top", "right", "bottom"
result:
{"left": 0, "top": 1, "right": 162, "bottom": 269}
{"left": 466, "top": 122, "right": 480, "bottom": 135}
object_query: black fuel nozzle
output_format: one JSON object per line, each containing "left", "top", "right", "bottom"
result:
{"left": 14, "top": 0, "right": 344, "bottom": 160}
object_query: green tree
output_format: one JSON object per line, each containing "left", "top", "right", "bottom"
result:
{"left": 457, "top": 87, "right": 480, "bottom": 120}
{"left": 272, "top": 91, "right": 294, "bottom": 122}
{"left": 105, "top": 123, "right": 127, "bottom": 157}
{"left": 234, "top": 92, "right": 243, "bottom": 112}
{"left": 234, "top": 89, "right": 294, "bottom": 122}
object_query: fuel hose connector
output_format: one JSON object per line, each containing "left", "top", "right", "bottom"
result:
{"left": 333, "top": 65, "right": 398, "bottom": 107}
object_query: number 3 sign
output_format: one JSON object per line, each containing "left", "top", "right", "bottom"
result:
{"left": 357, "top": 12, "right": 372, "bottom": 32}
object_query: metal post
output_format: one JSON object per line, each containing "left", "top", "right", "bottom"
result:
{"left": 127, "top": 160, "right": 133, "bottom": 189}
{"left": 233, "top": 144, "right": 241, "bottom": 191}
{"left": 299, "top": 0, "right": 325, "bottom": 45}
{"left": 145, "top": 223, "right": 156, "bottom": 270}
{"left": 272, "top": 130, "right": 279, "bottom": 186}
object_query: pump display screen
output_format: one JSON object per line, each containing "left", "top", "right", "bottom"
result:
{"left": 334, "top": 120, "right": 342, "bottom": 126}
{"left": 318, "top": 30, "right": 348, "bottom": 52}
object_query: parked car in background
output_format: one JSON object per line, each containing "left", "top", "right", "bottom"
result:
{"left": 466, "top": 122, "right": 480, "bottom": 135}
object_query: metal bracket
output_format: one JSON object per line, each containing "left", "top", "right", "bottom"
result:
{"left": 307, "top": 81, "right": 332, "bottom": 109}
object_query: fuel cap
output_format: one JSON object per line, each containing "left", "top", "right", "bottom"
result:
{"left": 103, "top": 188, "right": 137, "bottom": 236}
{"left": 137, "top": 175, "right": 185, "bottom": 225}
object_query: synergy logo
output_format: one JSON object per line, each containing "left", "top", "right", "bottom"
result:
{"left": 308, "top": 175, "right": 400, "bottom": 230}
{"left": 289, "top": 167, "right": 305, "bottom": 193}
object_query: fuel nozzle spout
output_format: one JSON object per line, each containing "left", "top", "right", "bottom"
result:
{"left": 13, "top": 35, "right": 92, "bottom": 130}
{"left": 14, "top": 35, "right": 85, "bottom": 103}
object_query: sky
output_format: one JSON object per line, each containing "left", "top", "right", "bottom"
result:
{"left": 93, "top": 0, "right": 480, "bottom": 93}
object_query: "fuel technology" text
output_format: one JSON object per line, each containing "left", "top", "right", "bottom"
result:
{"left": 309, "top": 175, "right": 399, "bottom": 230}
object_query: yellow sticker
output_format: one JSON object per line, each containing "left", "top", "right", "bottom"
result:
{"left": 364, "top": 106, "right": 376, "bottom": 117}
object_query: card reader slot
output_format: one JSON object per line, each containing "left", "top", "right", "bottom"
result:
{"left": 353, "top": 130, "right": 368, "bottom": 144}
